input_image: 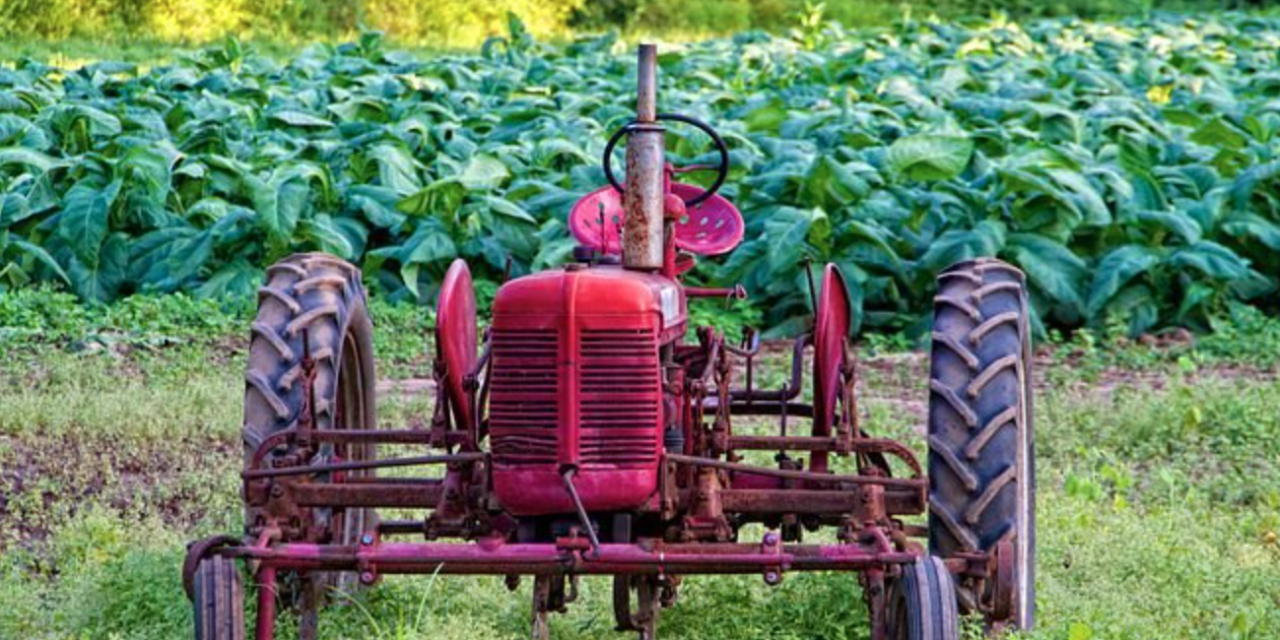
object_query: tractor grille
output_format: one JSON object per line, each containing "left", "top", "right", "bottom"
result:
{"left": 488, "top": 326, "right": 661, "bottom": 468}
{"left": 489, "top": 328, "right": 558, "bottom": 466}
{"left": 579, "top": 328, "right": 660, "bottom": 467}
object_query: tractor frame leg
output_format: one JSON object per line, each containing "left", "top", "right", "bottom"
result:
{"left": 864, "top": 567, "right": 889, "bottom": 640}
{"left": 255, "top": 566, "right": 278, "bottom": 640}
{"left": 531, "top": 574, "right": 553, "bottom": 640}
{"left": 298, "top": 575, "right": 322, "bottom": 640}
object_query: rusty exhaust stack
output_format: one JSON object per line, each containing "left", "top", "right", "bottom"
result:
{"left": 622, "top": 44, "right": 665, "bottom": 271}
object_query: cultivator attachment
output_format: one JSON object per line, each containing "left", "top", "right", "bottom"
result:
{"left": 185, "top": 44, "right": 1036, "bottom": 640}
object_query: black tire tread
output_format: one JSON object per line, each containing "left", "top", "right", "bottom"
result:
{"left": 926, "top": 257, "right": 1036, "bottom": 629}
{"left": 891, "top": 555, "right": 960, "bottom": 640}
{"left": 927, "top": 257, "right": 1027, "bottom": 555}
{"left": 193, "top": 556, "right": 245, "bottom": 640}
{"left": 243, "top": 253, "right": 366, "bottom": 459}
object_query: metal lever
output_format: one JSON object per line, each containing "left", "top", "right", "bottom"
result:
{"left": 684, "top": 284, "right": 748, "bottom": 301}
{"left": 561, "top": 467, "right": 601, "bottom": 558}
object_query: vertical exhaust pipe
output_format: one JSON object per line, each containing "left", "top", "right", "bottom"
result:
{"left": 622, "top": 44, "right": 665, "bottom": 271}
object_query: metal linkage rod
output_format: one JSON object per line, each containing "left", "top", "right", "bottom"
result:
{"left": 561, "top": 468, "right": 602, "bottom": 558}
{"left": 242, "top": 452, "right": 484, "bottom": 479}
{"left": 666, "top": 453, "right": 924, "bottom": 490}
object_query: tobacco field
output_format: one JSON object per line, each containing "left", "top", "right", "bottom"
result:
{"left": 4, "top": 11, "right": 1280, "bottom": 640}
{"left": 3, "top": 14, "right": 1280, "bottom": 335}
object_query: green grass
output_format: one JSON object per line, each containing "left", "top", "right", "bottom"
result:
{"left": 1, "top": 290, "right": 1279, "bottom": 638}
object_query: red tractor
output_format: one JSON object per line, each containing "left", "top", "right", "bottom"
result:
{"left": 185, "top": 45, "right": 1036, "bottom": 640}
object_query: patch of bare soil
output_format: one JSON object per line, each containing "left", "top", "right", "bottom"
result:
{"left": 0, "top": 432, "right": 237, "bottom": 551}
{"left": 377, "top": 378, "right": 436, "bottom": 398}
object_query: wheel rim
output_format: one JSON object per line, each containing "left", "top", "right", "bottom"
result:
{"left": 321, "top": 327, "right": 375, "bottom": 603}
{"left": 1014, "top": 299, "right": 1035, "bottom": 629}
{"left": 301, "top": 325, "right": 375, "bottom": 609}
{"left": 334, "top": 328, "right": 373, "bottom": 547}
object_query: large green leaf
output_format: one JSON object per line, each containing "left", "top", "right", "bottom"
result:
{"left": 366, "top": 144, "right": 422, "bottom": 196}
{"left": 919, "top": 219, "right": 1006, "bottom": 273}
{"left": 0, "top": 147, "right": 65, "bottom": 173}
{"left": 58, "top": 179, "right": 122, "bottom": 269}
{"left": 800, "top": 156, "right": 869, "bottom": 209}
{"left": 300, "top": 213, "right": 355, "bottom": 258}
{"left": 1166, "top": 241, "right": 1250, "bottom": 280}
{"left": 68, "top": 233, "right": 128, "bottom": 302}
{"left": 457, "top": 155, "right": 510, "bottom": 191}
{"left": 483, "top": 196, "right": 538, "bottom": 225}
{"left": 1086, "top": 245, "right": 1161, "bottom": 317}
{"left": 887, "top": 134, "right": 974, "bottom": 181}
{"left": 1221, "top": 212, "right": 1280, "bottom": 250}
{"left": 398, "top": 223, "right": 458, "bottom": 297}
{"left": 12, "top": 238, "right": 69, "bottom": 284}
{"left": 1006, "top": 233, "right": 1086, "bottom": 307}
{"left": 269, "top": 110, "right": 334, "bottom": 128}
{"left": 743, "top": 98, "right": 788, "bottom": 134}
{"left": 1047, "top": 168, "right": 1110, "bottom": 226}
{"left": 245, "top": 164, "right": 328, "bottom": 247}
{"left": 1191, "top": 117, "right": 1250, "bottom": 151}
{"left": 397, "top": 179, "right": 467, "bottom": 217}
{"left": 1131, "top": 210, "right": 1202, "bottom": 245}
{"left": 195, "top": 260, "right": 261, "bottom": 299}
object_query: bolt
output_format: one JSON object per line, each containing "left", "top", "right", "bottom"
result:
{"left": 763, "top": 531, "right": 779, "bottom": 547}
{"left": 360, "top": 571, "right": 376, "bottom": 585}
{"left": 360, "top": 533, "right": 375, "bottom": 546}
{"left": 270, "top": 484, "right": 284, "bottom": 498}
{"left": 763, "top": 571, "right": 781, "bottom": 586}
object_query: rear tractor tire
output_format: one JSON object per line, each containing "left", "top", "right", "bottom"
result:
{"left": 886, "top": 555, "right": 960, "bottom": 640}
{"left": 926, "top": 258, "right": 1035, "bottom": 631}
{"left": 242, "top": 253, "right": 379, "bottom": 627}
{"left": 193, "top": 556, "right": 245, "bottom": 640}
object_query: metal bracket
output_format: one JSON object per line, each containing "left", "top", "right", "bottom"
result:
{"left": 761, "top": 530, "right": 784, "bottom": 586}
{"left": 357, "top": 530, "right": 381, "bottom": 586}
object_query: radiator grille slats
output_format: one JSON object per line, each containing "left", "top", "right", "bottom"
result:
{"left": 489, "top": 326, "right": 660, "bottom": 469}
{"left": 579, "top": 328, "right": 659, "bottom": 467}
{"left": 490, "top": 328, "right": 558, "bottom": 466}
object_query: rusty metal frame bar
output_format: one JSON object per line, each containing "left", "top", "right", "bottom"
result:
{"left": 279, "top": 482, "right": 923, "bottom": 518}
{"left": 289, "top": 482, "right": 444, "bottom": 508}
{"left": 666, "top": 453, "right": 925, "bottom": 490}
{"left": 221, "top": 535, "right": 916, "bottom": 578}
{"left": 243, "top": 452, "right": 484, "bottom": 480}
{"left": 714, "top": 488, "right": 922, "bottom": 516}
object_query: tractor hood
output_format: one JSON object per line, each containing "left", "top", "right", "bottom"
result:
{"left": 493, "top": 264, "right": 686, "bottom": 339}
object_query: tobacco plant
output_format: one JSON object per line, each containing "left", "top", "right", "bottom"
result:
{"left": 2, "top": 15, "right": 1280, "bottom": 336}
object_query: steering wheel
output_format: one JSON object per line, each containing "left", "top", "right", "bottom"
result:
{"left": 602, "top": 113, "right": 729, "bottom": 207}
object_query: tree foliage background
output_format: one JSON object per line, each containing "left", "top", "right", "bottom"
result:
{"left": 3, "top": 0, "right": 1276, "bottom": 46}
